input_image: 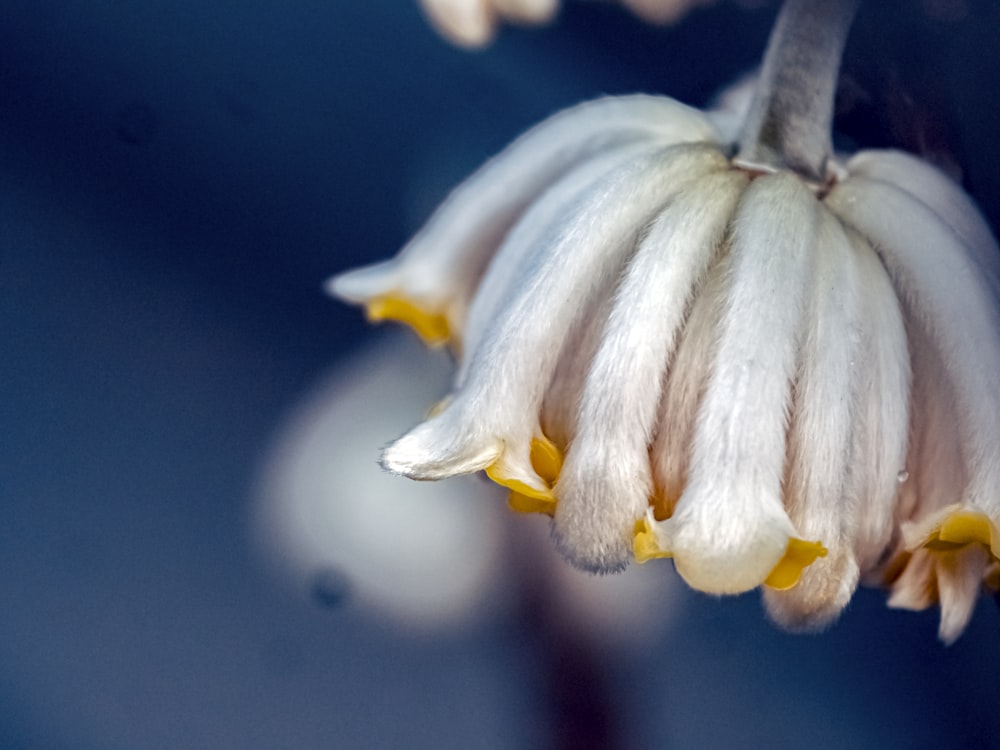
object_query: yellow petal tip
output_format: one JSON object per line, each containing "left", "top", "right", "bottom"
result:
{"left": 764, "top": 538, "right": 828, "bottom": 591}
{"left": 529, "top": 435, "right": 563, "bottom": 486}
{"left": 633, "top": 516, "right": 672, "bottom": 564}
{"left": 365, "top": 296, "right": 451, "bottom": 347}
{"left": 486, "top": 464, "right": 554, "bottom": 503}
{"left": 922, "top": 509, "right": 1000, "bottom": 560}
{"left": 488, "top": 436, "right": 563, "bottom": 516}
{"left": 507, "top": 492, "right": 555, "bottom": 516}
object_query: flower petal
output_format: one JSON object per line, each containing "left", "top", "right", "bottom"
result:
{"left": 891, "top": 299, "right": 968, "bottom": 531}
{"left": 650, "top": 250, "right": 731, "bottom": 518}
{"left": 936, "top": 545, "right": 991, "bottom": 645}
{"left": 763, "top": 539, "right": 830, "bottom": 591}
{"left": 635, "top": 512, "right": 828, "bottom": 592}
{"left": 382, "top": 144, "right": 728, "bottom": 487}
{"left": 380, "top": 412, "right": 503, "bottom": 480}
{"left": 846, "top": 150, "right": 1000, "bottom": 290}
{"left": 886, "top": 549, "right": 936, "bottom": 612}
{"left": 828, "top": 176, "right": 1000, "bottom": 523}
{"left": 840, "top": 229, "right": 910, "bottom": 575}
{"left": 502, "top": 435, "right": 562, "bottom": 516}
{"left": 902, "top": 503, "right": 1000, "bottom": 560}
{"left": 877, "top": 305, "right": 969, "bottom": 624}
{"left": 653, "top": 171, "right": 822, "bottom": 594}
{"left": 538, "top": 281, "right": 616, "bottom": 450}
{"left": 553, "top": 169, "right": 747, "bottom": 572}
{"left": 458, "top": 139, "right": 669, "bottom": 370}
{"left": 762, "top": 209, "right": 864, "bottom": 629}
{"left": 330, "top": 96, "right": 719, "bottom": 348}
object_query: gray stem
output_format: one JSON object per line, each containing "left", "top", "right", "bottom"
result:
{"left": 736, "top": 0, "right": 860, "bottom": 182}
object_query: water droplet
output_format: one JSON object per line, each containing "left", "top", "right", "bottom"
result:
{"left": 897, "top": 470, "right": 909, "bottom": 483}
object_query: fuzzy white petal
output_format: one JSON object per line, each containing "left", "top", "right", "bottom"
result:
{"left": 657, "top": 172, "right": 819, "bottom": 594}
{"left": 842, "top": 229, "right": 910, "bottom": 574}
{"left": 383, "top": 145, "right": 727, "bottom": 485}
{"left": 886, "top": 549, "right": 936, "bottom": 611}
{"left": 828, "top": 176, "right": 1000, "bottom": 520}
{"left": 846, "top": 149, "right": 1000, "bottom": 290}
{"left": 326, "top": 258, "right": 404, "bottom": 308}
{"left": 936, "top": 546, "right": 990, "bottom": 645}
{"left": 330, "top": 96, "right": 718, "bottom": 346}
{"left": 651, "top": 252, "right": 730, "bottom": 512}
{"left": 554, "top": 170, "right": 747, "bottom": 572}
{"left": 539, "top": 276, "right": 616, "bottom": 449}
{"left": 890, "top": 310, "right": 967, "bottom": 532}
{"left": 458, "top": 140, "right": 668, "bottom": 370}
{"left": 763, "top": 210, "right": 863, "bottom": 629}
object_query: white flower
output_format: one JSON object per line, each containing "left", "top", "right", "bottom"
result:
{"left": 331, "top": 91, "right": 1000, "bottom": 642}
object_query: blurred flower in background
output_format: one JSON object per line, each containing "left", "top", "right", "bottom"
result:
{"left": 254, "top": 329, "right": 685, "bottom": 647}
{"left": 417, "top": 0, "right": 756, "bottom": 47}
{"left": 335, "top": 0, "right": 1000, "bottom": 644}
{"left": 254, "top": 331, "right": 508, "bottom": 629}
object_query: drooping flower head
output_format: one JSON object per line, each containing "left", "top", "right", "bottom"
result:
{"left": 333, "top": 0, "right": 1000, "bottom": 642}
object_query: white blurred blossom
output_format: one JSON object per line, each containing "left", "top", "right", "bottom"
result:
{"left": 253, "top": 332, "right": 505, "bottom": 628}
{"left": 255, "top": 330, "right": 683, "bottom": 643}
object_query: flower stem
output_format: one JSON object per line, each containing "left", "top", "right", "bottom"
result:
{"left": 736, "top": 0, "right": 860, "bottom": 182}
